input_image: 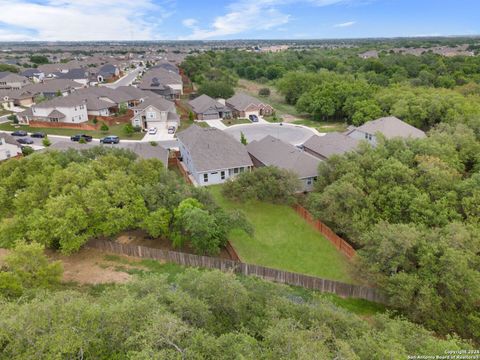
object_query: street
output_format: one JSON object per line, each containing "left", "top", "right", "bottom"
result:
{"left": 101, "top": 67, "right": 144, "bottom": 89}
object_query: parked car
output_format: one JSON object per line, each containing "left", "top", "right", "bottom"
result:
{"left": 70, "top": 134, "right": 93, "bottom": 142}
{"left": 11, "top": 130, "right": 28, "bottom": 137}
{"left": 168, "top": 126, "right": 176, "bottom": 134}
{"left": 148, "top": 127, "right": 157, "bottom": 135}
{"left": 248, "top": 114, "right": 259, "bottom": 122}
{"left": 30, "top": 132, "right": 46, "bottom": 138}
{"left": 100, "top": 136, "right": 120, "bottom": 144}
{"left": 17, "top": 137, "right": 34, "bottom": 145}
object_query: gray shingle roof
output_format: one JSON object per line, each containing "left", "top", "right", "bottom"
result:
{"left": 133, "top": 95, "right": 175, "bottom": 112}
{"left": 348, "top": 116, "right": 426, "bottom": 139}
{"left": 0, "top": 71, "right": 28, "bottom": 83}
{"left": 303, "top": 132, "right": 360, "bottom": 159}
{"left": 189, "top": 94, "right": 228, "bottom": 114}
{"left": 52, "top": 68, "right": 88, "bottom": 80}
{"left": 34, "top": 95, "right": 86, "bottom": 108}
{"left": 23, "top": 79, "right": 83, "bottom": 94}
{"left": 247, "top": 135, "right": 321, "bottom": 178}
{"left": 47, "top": 109, "right": 66, "bottom": 119}
{"left": 139, "top": 68, "right": 182, "bottom": 90}
{"left": 177, "top": 125, "right": 253, "bottom": 172}
{"left": 226, "top": 93, "right": 262, "bottom": 111}
{"left": 0, "top": 132, "right": 21, "bottom": 146}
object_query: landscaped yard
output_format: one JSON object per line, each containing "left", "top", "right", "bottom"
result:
{"left": 221, "top": 118, "right": 251, "bottom": 126}
{"left": 0, "top": 121, "right": 144, "bottom": 140}
{"left": 292, "top": 119, "right": 348, "bottom": 133}
{"left": 209, "top": 185, "right": 355, "bottom": 284}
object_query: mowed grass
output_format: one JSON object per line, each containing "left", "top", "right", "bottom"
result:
{"left": 0, "top": 121, "right": 144, "bottom": 140}
{"left": 209, "top": 185, "right": 355, "bottom": 284}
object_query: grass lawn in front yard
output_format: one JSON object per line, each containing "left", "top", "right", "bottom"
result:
{"left": 0, "top": 121, "right": 144, "bottom": 140}
{"left": 209, "top": 185, "right": 356, "bottom": 284}
{"left": 221, "top": 118, "right": 251, "bottom": 126}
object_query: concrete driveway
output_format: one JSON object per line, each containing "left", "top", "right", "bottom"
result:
{"left": 224, "top": 123, "right": 318, "bottom": 146}
{"left": 201, "top": 119, "right": 227, "bottom": 130}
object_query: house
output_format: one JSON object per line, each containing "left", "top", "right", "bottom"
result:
{"left": 131, "top": 96, "right": 179, "bottom": 130}
{"left": 0, "top": 132, "right": 22, "bottom": 161}
{"left": 188, "top": 94, "right": 232, "bottom": 120}
{"left": 303, "top": 132, "right": 360, "bottom": 160}
{"left": 50, "top": 68, "right": 89, "bottom": 86}
{"left": 151, "top": 62, "right": 180, "bottom": 74}
{"left": 247, "top": 135, "right": 321, "bottom": 192}
{"left": 177, "top": 125, "right": 253, "bottom": 186}
{"left": 0, "top": 90, "right": 15, "bottom": 109}
{"left": 20, "top": 68, "right": 45, "bottom": 83}
{"left": 18, "top": 96, "right": 88, "bottom": 124}
{"left": 138, "top": 68, "right": 183, "bottom": 99}
{"left": 95, "top": 64, "right": 120, "bottom": 83}
{"left": 226, "top": 93, "right": 274, "bottom": 118}
{"left": 0, "top": 72, "right": 29, "bottom": 90}
{"left": 23, "top": 79, "right": 84, "bottom": 99}
{"left": 346, "top": 116, "right": 426, "bottom": 146}
{"left": 3, "top": 89, "right": 36, "bottom": 107}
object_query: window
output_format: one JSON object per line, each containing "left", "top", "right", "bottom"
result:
{"left": 364, "top": 133, "right": 369, "bottom": 139}
{"left": 203, "top": 173, "right": 208, "bottom": 183}
{"left": 6, "top": 150, "right": 11, "bottom": 158}
{"left": 239, "top": 167, "right": 244, "bottom": 173}
{"left": 221, "top": 171, "right": 225, "bottom": 180}
{"left": 307, "top": 179, "right": 312, "bottom": 185}
{"left": 147, "top": 111, "right": 156, "bottom": 119}
{"left": 233, "top": 168, "right": 239, "bottom": 174}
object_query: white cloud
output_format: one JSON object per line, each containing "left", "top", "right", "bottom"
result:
{"left": 180, "top": 0, "right": 363, "bottom": 40}
{"left": 334, "top": 21, "right": 356, "bottom": 27}
{"left": 0, "top": 0, "right": 175, "bottom": 41}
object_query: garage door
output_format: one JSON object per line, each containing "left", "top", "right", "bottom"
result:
{"left": 203, "top": 112, "right": 220, "bottom": 120}
{"left": 245, "top": 111, "right": 259, "bottom": 118}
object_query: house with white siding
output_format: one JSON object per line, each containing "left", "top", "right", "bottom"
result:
{"left": 18, "top": 96, "right": 88, "bottom": 124}
{"left": 177, "top": 125, "right": 253, "bottom": 186}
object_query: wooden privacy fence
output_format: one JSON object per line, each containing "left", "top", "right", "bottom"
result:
{"left": 293, "top": 205, "right": 356, "bottom": 259}
{"left": 87, "top": 239, "right": 386, "bottom": 304}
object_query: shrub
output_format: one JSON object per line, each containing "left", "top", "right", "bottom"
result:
{"left": 21, "top": 146, "right": 34, "bottom": 156}
{"left": 150, "top": 141, "right": 158, "bottom": 146}
{"left": 123, "top": 123, "right": 135, "bottom": 137}
{"left": 42, "top": 137, "right": 51, "bottom": 147}
{"left": 222, "top": 166, "right": 301, "bottom": 204}
{"left": 100, "top": 123, "right": 109, "bottom": 133}
{"left": 258, "top": 88, "right": 271, "bottom": 97}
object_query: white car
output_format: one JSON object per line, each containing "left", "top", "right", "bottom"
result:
{"left": 148, "top": 127, "right": 157, "bottom": 135}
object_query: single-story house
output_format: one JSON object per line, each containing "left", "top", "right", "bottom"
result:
{"left": 303, "top": 132, "right": 360, "bottom": 160}
{"left": 138, "top": 68, "right": 183, "bottom": 100}
{"left": 226, "top": 93, "right": 274, "bottom": 118}
{"left": 177, "top": 125, "right": 253, "bottom": 186}
{"left": 0, "top": 71, "right": 29, "bottom": 90}
{"left": 18, "top": 96, "right": 88, "bottom": 124}
{"left": 188, "top": 94, "right": 232, "bottom": 120}
{"left": 0, "top": 132, "right": 22, "bottom": 161}
{"left": 346, "top": 116, "right": 426, "bottom": 146}
{"left": 131, "top": 96, "right": 179, "bottom": 130}
{"left": 95, "top": 64, "right": 120, "bottom": 83}
{"left": 247, "top": 135, "right": 321, "bottom": 192}
{"left": 50, "top": 68, "right": 89, "bottom": 86}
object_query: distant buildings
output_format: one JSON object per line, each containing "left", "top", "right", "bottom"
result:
{"left": 0, "top": 72, "right": 29, "bottom": 90}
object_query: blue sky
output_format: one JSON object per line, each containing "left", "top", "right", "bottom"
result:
{"left": 0, "top": 0, "right": 478, "bottom": 41}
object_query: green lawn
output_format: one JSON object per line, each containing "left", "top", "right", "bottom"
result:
{"left": 0, "top": 121, "right": 144, "bottom": 140}
{"left": 221, "top": 118, "right": 251, "bottom": 126}
{"left": 209, "top": 185, "right": 355, "bottom": 284}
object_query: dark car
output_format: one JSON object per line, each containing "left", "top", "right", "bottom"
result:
{"left": 248, "top": 114, "right": 259, "bottom": 122}
{"left": 70, "top": 134, "right": 93, "bottom": 142}
{"left": 168, "top": 126, "right": 176, "bottom": 134}
{"left": 11, "top": 130, "right": 28, "bottom": 137}
{"left": 17, "top": 137, "right": 34, "bottom": 145}
{"left": 100, "top": 136, "right": 120, "bottom": 144}
{"left": 30, "top": 132, "right": 46, "bottom": 138}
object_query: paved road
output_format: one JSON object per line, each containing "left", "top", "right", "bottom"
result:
{"left": 223, "top": 123, "right": 318, "bottom": 146}
{"left": 102, "top": 67, "right": 143, "bottom": 89}
{"left": 0, "top": 131, "right": 178, "bottom": 150}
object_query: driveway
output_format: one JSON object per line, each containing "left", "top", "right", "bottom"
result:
{"left": 223, "top": 123, "right": 318, "bottom": 146}
{"left": 201, "top": 119, "right": 227, "bottom": 130}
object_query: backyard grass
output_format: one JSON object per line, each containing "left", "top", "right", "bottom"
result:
{"left": 209, "top": 185, "right": 355, "bottom": 284}
{"left": 292, "top": 119, "right": 348, "bottom": 133}
{"left": 0, "top": 121, "right": 144, "bottom": 140}
{"left": 221, "top": 118, "right": 251, "bottom": 126}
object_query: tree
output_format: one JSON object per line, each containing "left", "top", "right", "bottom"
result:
{"left": 189, "top": 111, "right": 195, "bottom": 122}
{"left": 0, "top": 64, "right": 19, "bottom": 73}
{"left": 29, "top": 55, "right": 49, "bottom": 64}
{"left": 55, "top": 90, "right": 62, "bottom": 97}
{"left": 118, "top": 102, "right": 128, "bottom": 115}
{"left": 142, "top": 208, "right": 171, "bottom": 238}
{"left": 100, "top": 123, "right": 109, "bottom": 133}
{"left": 240, "top": 132, "right": 247, "bottom": 145}
{"left": 0, "top": 240, "right": 63, "bottom": 298}
{"left": 198, "top": 81, "right": 234, "bottom": 99}
{"left": 123, "top": 123, "right": 135, "bottom": 137}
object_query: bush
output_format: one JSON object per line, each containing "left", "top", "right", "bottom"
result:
{"left": 123, "top": 123, "right": 135, "bottom": 137}
{"left": 150, "top": 141, "right": 158, "bottom": 146}
{"left": 222, "top": 167, "right": 301, "bottom": 204}
{"left": 7, "top": 114, "right": 18, "bottom": 123}
{"left": 258, "top": 88, "right": 271, "bottom": 97}
{"left": 92, "top": 117, "right": 98, "bottom": 124}
{"left": 78, "top": 138, "right": 87, "bottom": 144}
{"left": 21, "top": 146, "right": 34, "bottom": 156}
{"left": 100, "top": 123, "right": 109, "bottom": 133}
{"left": 42, "top": 137, "right": 51, "bottom": 147}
